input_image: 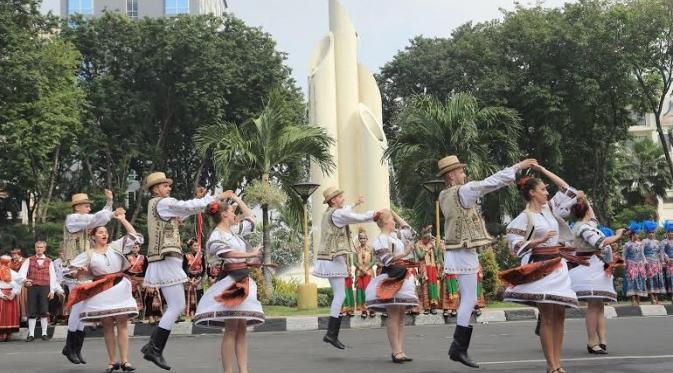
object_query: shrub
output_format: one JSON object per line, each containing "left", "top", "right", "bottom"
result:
{"left": 479, "top": 246, "right": 500, "bottom": 301}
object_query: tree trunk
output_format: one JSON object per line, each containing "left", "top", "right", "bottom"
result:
{"left": 39, "top": 147, "right": 61, "bottom": 223}
{"left": 262, "top": 203, "right": 273, "bottom": 297}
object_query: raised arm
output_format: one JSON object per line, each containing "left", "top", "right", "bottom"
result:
{"left": 458, "top": 159, "right": 537, "bottom": 208}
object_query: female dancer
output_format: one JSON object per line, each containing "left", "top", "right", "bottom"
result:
{"left": 642, "top": 220, "right": 666, "bottom": 304}
{"left": 623, "top": 222, "right": 648, "bottom": 306}
{"left": 365, "top": 209, "right": 418, "bottom": 363}
{"left": 569, "top": 198, "right": 624, "bottom": 354}
{"left": 68, "top": 210, "right": 142, "bottom": 372}
{"left": 661, "top": 221, "right": 673, "bottom": 299}
{"left": 193, "top": 192, "right": 264, "bottom": 373}
{"left": 502, "top": 165, "right": 579, "bottom": 373}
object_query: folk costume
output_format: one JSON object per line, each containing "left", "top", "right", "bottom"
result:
{"left": 193, "top": 219, "right": 264, "bottom": 328}
{"left": 340, "top": 253, "right": 356, "bottom": 316}
{"left": 51, "top": 255, "right": 68, "bottom": 324}
{"left": 18, "top": 250, "right": 63, "bottom": 341}
{"left": 125, "top": 251, "right": 147, "bottom": 317}
{"left": 313, "top": 187, "right": 375, "bottom": 350}
{"left": 569, "top": 222, "right": 618, "bottom": 302}
{"left": 414, "top": 232, "right": 440, "bottom": 314}
{"left": 660, "top": 221, "right": 673, "bottom": 294}
{"left": 9, "top": 249, "right": 28, "bottom": 323}
{"left": 437, "top": 155, "right": 523, "bottom": 368}
{"left": 183, "top": 246, "right": 206, "bottom": 318}
{"left": 642, "top": 221, "right": 666, "bottom": 297}
{"left": 623, "top": 223, "right": 648, "bottom": 299}
{"left": 0, "top": 256, "right": 22, "bottom": 342}
{"left": 354, "top": 231, "right": 375, "bottom": 317}
{"left": 61, "top": 193, "right": 114, "bottom": 364}
{"left": 365, "top": 233, "right": 418, "bottom": 311}
{"left": 141, "top": 172, "right": 215, "bottom": 370}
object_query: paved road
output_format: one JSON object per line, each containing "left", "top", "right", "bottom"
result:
{"left": 2, "top": 316, "right": 672, "bottom": 372}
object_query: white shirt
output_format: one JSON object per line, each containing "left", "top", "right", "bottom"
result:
{"left": 207, "top": 220, "right": 254, "bottom": 266}
{"left": 65, "top": 200, "right": 113, "bottom": 233}
{"left": 156, "top": 196, "right": 215, "bottom": 221}
{"left": 331, "top": 204, "right": 375, "bottom": 228}
{"left": 0, "top": 269, "right": 22, "bottom": 296}
{"left": 372, "top": 233, "right": 406, "bottom": 267}
{"left": 71, "top": 234, "right": 144, "bottom": 277}
{"left": 18, "top": 254, "right": 62, "bottom": 294}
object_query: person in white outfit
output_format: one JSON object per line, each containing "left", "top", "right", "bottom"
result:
{"left": 194, "top": 192, "right": 264, "bottom": 373}
{"left": 313, "top": 186, "right": 378, "bottom": 349}
{"left": 61, "top": 190, "right": 115, "bottom": 365}
{"left": 140, "top": 172, "right": 230, "bottom": 370}
{"left": 436, "top": 155, "right": 538, "bottom": 368}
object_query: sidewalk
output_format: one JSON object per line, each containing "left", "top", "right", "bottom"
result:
{"left": 10, "top": 304, "right": 672, "bottom": 341}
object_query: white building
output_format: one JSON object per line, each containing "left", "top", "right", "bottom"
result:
{"left": 39, "top": 0, "right": 227, "bottom": 20}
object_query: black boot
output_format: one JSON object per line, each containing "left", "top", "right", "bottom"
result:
{"left": 534, "top": 314, "right": 541, "bottom": 336}
{"left": 61, "top": 331, "right": 81, "bottom": 364}
{"left": 141, "top": 327, "right": 171, "bottom": 370}
{"left": 75, "top": 330, "right": 87, "bottom": 364}
{"left": 322, "top": 317, "right": 345, "bottom": 349}
{"left": 449, "top": 325, "right": 479, "bottom": 368}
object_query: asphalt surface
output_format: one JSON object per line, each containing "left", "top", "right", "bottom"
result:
{"left": 1, "top": 316, "right": 671, "bottom": 373}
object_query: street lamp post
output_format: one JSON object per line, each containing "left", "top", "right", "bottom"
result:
{"left": 291, "top": 182, "right": 320, "bottom": 310}
{"left": 422, "top": 179, "right": 446, "bottom": 247}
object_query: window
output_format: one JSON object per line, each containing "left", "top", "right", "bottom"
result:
{"left": 165, "top": 0, "right": 189, "bottom": 15}
{"left": 68, "top": 0, "right": 93, "bottom": 15}
{"left": 127, "top": 0, "right": 138, "bottom": 20}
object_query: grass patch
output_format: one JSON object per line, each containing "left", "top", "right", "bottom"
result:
{"left": 264, "top": 306, "right": 331, "bottom": 317}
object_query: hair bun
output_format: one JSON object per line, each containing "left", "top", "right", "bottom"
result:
{"left": 207, "top": 202, "right": 220, "bottom": 216}
{"left": 516, "top": 176, "right": 532, "bottom": 191}
{"left": 373, "top": 211, "right": 382, "bottom": 222}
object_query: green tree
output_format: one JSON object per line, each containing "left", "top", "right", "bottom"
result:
{"left": 617, "top": 138, "right": 672, "bottom": 206}
{"left": 195, "top": 88, "right": 335, "bottom": 295}
{"left": 384, "top": 93, "right": 522, "bottom": 228}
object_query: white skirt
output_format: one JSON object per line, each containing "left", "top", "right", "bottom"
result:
{"left": 503, "top": 257, "right": 578, "bottom": 308}
{"left": 143, "top": 257, "right": 188, "bottom": 288}
{"left": 569, "top": 255, "right": 617, "bottom": 302}
{"left": 79, "top": 277, "right": 138, "bottom": 322}
{"left": 365, "top": 273, "right": 418, "bottom": 311}
{"left": 193, "top": 275, "right": 265, "bottom": 329}
{"left": 312, "top": 255, "right": 348, "bottom": 278}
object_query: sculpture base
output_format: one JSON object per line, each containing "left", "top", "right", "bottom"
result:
{"left": 297, "top": 283, "right": 318, "bottom": 310}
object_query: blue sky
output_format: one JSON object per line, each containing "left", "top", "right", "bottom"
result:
{"left": 228, "top": 0, "right": 574, "bottom": 94}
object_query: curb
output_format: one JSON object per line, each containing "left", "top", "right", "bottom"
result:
{"left": 10, "top": 305, "right": 672, "bottom": 341}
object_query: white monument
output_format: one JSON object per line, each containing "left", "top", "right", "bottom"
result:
{"left": 308, "top": 0, "right": 391, "bottom": 245}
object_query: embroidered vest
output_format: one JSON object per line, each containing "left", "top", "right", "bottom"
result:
{"left": 439, "top": 185, "right": 493, "bottom": 250}
{"left": 147, "top": 197, "right": 183, "bottom": 262}
{"left": 573, "top": 223, "right": 603, "bottom": 253}
{"left": 316, "top": 208, "right": 353, "bottom": 261}
{"left": 186, "top": 252, "right": 204, "bottom": 275}
{"left": 63, "top": 219, "right": 91, "bottom": 265}
{"left": 355, "top": 247, "right": 373, "bottom": 276}
{"left": 27, "top": 256, "right": 51, "bottom": 286}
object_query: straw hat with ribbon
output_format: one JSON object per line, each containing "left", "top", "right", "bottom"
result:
{"left": 144, "top": 172, "right": 173, "bottom": 191}
{"left": 322, "top": 186, "right": 344, "bottom": 204}
{"left": 70, "top": 193, "right": 92, "bottom": 207}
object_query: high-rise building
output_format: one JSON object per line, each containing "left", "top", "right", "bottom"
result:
{"left": 40, "top": 0, "right": 227, "bottom": 19}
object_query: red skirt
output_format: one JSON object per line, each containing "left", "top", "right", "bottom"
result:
{"left": 0, "top": 288, "right": 20, "bottom": 333}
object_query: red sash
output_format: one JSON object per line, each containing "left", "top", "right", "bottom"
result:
{"left": 186, "top": 251, "right": 203, "bottom": 274}
{"left": 127, "top": 254, "right": 144, "bottom": 274}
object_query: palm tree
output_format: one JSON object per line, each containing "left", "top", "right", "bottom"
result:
{"left": 385, "top": 93, "right": 523, "bottom": 228}
{"left": 617, "top": 138, "right": 672, "bottom": 206}
{"left": 195, "top": 88, "right": 335, "bottom": 295}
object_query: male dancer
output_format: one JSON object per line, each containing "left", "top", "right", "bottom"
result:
{"left": 141, "top": 172, "right": 228, "bottom": 370}
{"left": 438, "top": 155, "right": 536, "bottom": 368}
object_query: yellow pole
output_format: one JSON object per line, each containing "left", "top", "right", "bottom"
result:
{"left": 303, "top": 202, "right": 309, "bottom": 284}
{"left": 435, "top": 198, "right": 441, "bottom": 247}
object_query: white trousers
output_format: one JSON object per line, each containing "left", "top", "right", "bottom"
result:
{"left": 158, "top": 283, "right": 186, "bottom": 330}
{"left": 328, "top": 277, "right": 346, "bottom": 318}
{"left": 456, "top": 273, "right": 478, "bottom": 327}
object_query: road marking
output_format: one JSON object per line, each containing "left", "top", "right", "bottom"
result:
{"left": 480, "top": 355, "right": 673, "bottom": 365}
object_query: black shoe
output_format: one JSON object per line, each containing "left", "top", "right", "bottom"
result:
{"left": 142, "top": 327, "right": 171, "bottom": 370}
{"left": 322, "top": 316, "right": 345, "bottom": 349}
{"left": 587, "top": 345, "right": 607, "bottom": 355}
{"left": 41, "top": 335, "right": 49, "bottom": 341}
{"left": 449, "top": 325, "right": 479, "bottom": 368}
{"left": 75, "top": 330, "right": 87, "bottom": 364}
{"left": 599, "top": 343, "right": 607, "bottom": 352}
{"left": 61, "top": 331, "right": 81, "bottom": 364}
{"left": 121, "top": 362, "right": 136, "bottom": 371}
{"left": 401, "top": 355, "right": 413, "bottom": 362}
{"left": 26, "top": 335, "right": 34, "bottom": 342}
{"left": 102, "top": 363, "right": 121, "bottom": 373}
{"left": 391, "top": 353, "right": 405, "bottom": 364}
{"left": 534, "top": 315, "right": 542, "bottom": 336}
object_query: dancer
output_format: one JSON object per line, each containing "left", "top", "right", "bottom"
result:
{"left": 642, "top": 220, "right": 666, "bottom": 304}
{"left": 500, "top": 165, "right": 579, "bottom": 373}
{"left": 18, "top": 240, "right": 63, "bottom": 342}
{"left": 125, "top": 243, "right": 146, "bottom": 320}
{"left": 61, "top": 190, "right": 115, "bottom": 364}
{"left": 193, "top": 192, "right": 264, "bottom": 373}
{"left": 141, "top": 172, "right": 228, "bottom": 370}
{"left": 414, "top": 226, "right": 440, "bottom": 314}
{"left": 340, "top": 255, "right": 356, "bottom": 317}
{"left": 623, "top": 222, "right": 647, "bottom": 306}
{"left": 183, "top": 238, "right": 206, "bottom": 320}
{"left": 313, "top": 186, "right": 376, "bottom": 349}
{"left": 568, "top": 198, "right": 624, "bottom": 354}
{"left": 9, "top": 248, "right": 28, "bottom": 324}
{"left": 0, "top": 255, "right": 22, "bottom": 342}
{"left": 661, "top": 221, "right": 673, "bottom": 299}
{"left": 68, "top": 209, "right": 142, "bottom": 372}
{"left": 365, "top": 209, "right": 418, "bottom": 363}
{"left": 354, "top": 228, "right": 375, "bottom": 318}
{"left": 437, "top": 155, "right": 537, "bottom": 368}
